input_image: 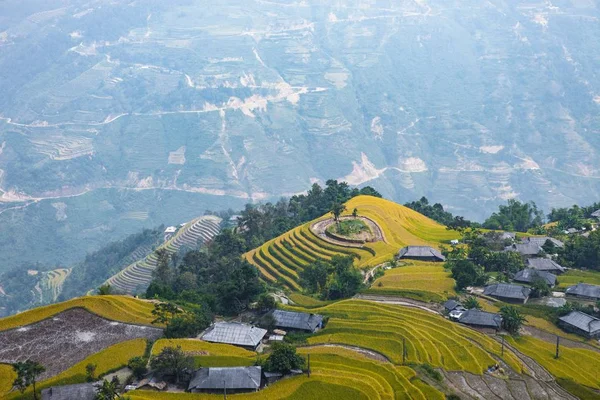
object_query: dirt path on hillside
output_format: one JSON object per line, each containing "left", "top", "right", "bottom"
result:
{"left": 301, "top": 344, "right": 390, "bottom": 363}
{"left": 311, "top": 216, "right": 386, "bottom": 248}
{"left": 354, "top": 294, "right": 441, "bottom": 314}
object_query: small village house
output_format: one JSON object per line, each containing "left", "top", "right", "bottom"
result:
{"left": 42, "top": 383, "right": 97, "bottom": 400}
{"left": 483, "top": 283, "right": 531, "bottom": 304}
{"left": 271, "top": 310, "right": 324, "bottom": 333}
{"left": 526, "top": 258, "right": 565, "bottom": 274}
{"left": 188, "top": 366, "right": 261, "bottom": 394}
{"left": 201, "top": 322, "right": 267, "bottom": 351}
{"left": 396, "top": 246, "right": 445, "bottom": 262}
{"left": 522, "top": 236, "right": 564, "bottom": 248}
{"left": 504, "top": 243, "right": 543, "bottom": 258}
{"left": 565, "top": 283, "right": 600, "bottom": 302}
{"left": 458, "top": 310, "right": 502, "bottom": 333}
{"left": 513, "top": 269, "right": 556, "bottom": 287}
{"left": 136, "top": 374, "right": 168, "bottom": 391}
{"left": 558, "top": 311, "right": 600, "bottom": 338}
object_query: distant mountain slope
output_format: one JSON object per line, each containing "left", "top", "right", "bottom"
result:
{"left": 244, "top": 195, "right": 457, "bottom": 290}
{"left": 1, "top": 0, "right": 599, "bottom": 268}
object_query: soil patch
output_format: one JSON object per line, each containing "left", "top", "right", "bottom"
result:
{"left": 0, "top": 308, "right": 162, "bottom": 380}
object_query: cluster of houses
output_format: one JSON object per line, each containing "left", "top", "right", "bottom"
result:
{"left": 41, "top": 309, "right": 324, "bottom": 399}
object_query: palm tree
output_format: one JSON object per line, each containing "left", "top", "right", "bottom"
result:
{"left": 500, "top": 305, "right": 526, "bottom": 335}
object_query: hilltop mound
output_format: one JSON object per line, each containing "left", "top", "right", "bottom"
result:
{"left": 244, "top": 195, "right": 457, "bottom": 290}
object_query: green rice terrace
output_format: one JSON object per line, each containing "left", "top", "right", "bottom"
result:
{"left": 104, "top": 216, "right": 221, "bottom": 294}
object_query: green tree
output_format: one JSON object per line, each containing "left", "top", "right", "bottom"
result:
{"left": 483, "top": 200, "right": 544, "bottom": 232}
{"left": 300, "top": 260, "right": 330, "bottom": 293}
{"left": 330, "top": 202, "right": 347, "bottom": 224}
{"left": 530, "top": 277, "right": 551, "bottom": 298}
{"left": 164, "top": 311, "right": 210, "bottom": 339}
{"left": 12, "top": 360, "right": 45, "bottom": 400}
{"left": 97, "top": 284, "right": 112, "bottom": 296}
{"left": 257, "top": 293, "right": 277, "bottom": 311}
{"left": 85, "top": 363, "right": 97, "bottom": 382}
{"left": 447, "top": 259, "right": 488, "bottom": 290}
{"left": 94, "top": 379, "right": 122, "bottom": 400}
{"left": 153, "top": 249, "right": 173, "bottom": 284}
{"left": 265, "top": 342, "right": 305, "bottom": 374}
{"left": 500, "top": 306, "right": 526, "bottom": 335}
{"left": 150, "top": 346, "right": 194, "bottom": 384}
{"left": 151, "top": 302, "right": 182, "bottom": 325}
{"left": 128, "top": 356, "right": 148, "bottom": 380}
{"left": 352, "top": 208, "right": 358, "bottom": 218}
{"left": 464, "top": 297, "right": 482, "bottom": 310}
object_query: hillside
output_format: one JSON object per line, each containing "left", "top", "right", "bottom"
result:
{"left": 244, "top": 195, "right": 457, "bottom": 291}
{"left": 104, "top": 215, "right": 221, "bottom": 294}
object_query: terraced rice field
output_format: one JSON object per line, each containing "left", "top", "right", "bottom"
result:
{"left": 0, "top": 364, "right": 16, "bottom": 398}
{"left": 152, "top": 339, "right": 257, "bottom": 368}
{"left": 127, "top": 346, "right": 444, "bottom": 400}
{"left": 295, "top": 300, "right": 523, "bottom": 374}
{"left": 0, "top": 295, "right": 158, "bottom": 330}
{"left": 5, "top": 339, "right": 147, "bottom": 399}
{"left": 367, "top": 262, "right": 456, "bottom": 301}
{"left": 507, "top": 335, "right": 600, "bottom": 389}
{"left": 39, "top": 268, "right": 72, "bottom": 302}
{"left": 244, "top": 195, "right": 457, "bottom": 291}
{"left": 106, "top": 216, "right": 221, "bottom": 294}
{"left": 556, "top": 269, "right": 600, "bottom": 289}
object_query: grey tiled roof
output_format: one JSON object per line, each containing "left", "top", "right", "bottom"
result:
{"left": 188, "top": 367, "right": 261, "bottom": 391}
{"left": 513, "top": 269, "right": 557, "bottom": 286}
{"left": 483, "top": 283, "right": 531, "bottom": 300}
{"left": 272, "top": 310, "right": 323, "bottom": 332}
{"left": 522, "top": 236, "right": 564, "bottom": 248}
{"left": 559, "top": 311, "right": 600, "bottom": 334}
{"left": 565, "top": 283, "right": 600, "bottom": 299}
{"left": 443, "top": 300, "right": 460, "bottom": 311}
{"left": 458, "top": 310, "right": 502, "bottom": 328}
{"left": 501, "top": 232, "right": 516, "bottom": 240}
{"left": 527, "top": 258, "right": 565, "bottom": 272}
{"left": 505, "top": 243, "right": 542, "bottom": 256}
{"left": 42, "top": 383, "right": 97, "bottom": 400}
{"left": 201, "top": 322, "right": 266, "bottom": 347}
{"left": 397, "top": 246, "right": 445, "bottom": 261}
{"left": 591, "top": 210, "right": 600, "bottom": 218}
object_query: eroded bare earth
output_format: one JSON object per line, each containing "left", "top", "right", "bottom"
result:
{"left": 0, "top": 308, "right": 162, "bottom": 379}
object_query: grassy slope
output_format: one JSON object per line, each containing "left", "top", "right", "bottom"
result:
{"left": 0, "top": 295, "right": 158, "bottom": 330}
{"left": 6, "top": 339, "right": 147, "bottom": 399}
{"left": 152, "top": 339, "right": 257, "bottom": 367}
{"left": 366, "top": 261, "right": 456, "bottom": 301}
{"left": 128, "top": 346, "right": 444, "bottom": 400}
{"left": 245, "top": 195, "right": 458, "bottom": 291}
{"left": 0, "top": 364, "right": 16, "bottom": 398}
{"left": 557, "top": 269, "right": 600, "bottom": 289}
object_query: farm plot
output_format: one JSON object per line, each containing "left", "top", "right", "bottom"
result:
{"left": 0, "top": 308, "right": 162, "bottom": 380}
{"left": 5, "top": 339, "right": 147, "bottom": 400}
{"left": 556, "top": 269, "right": 600, "bottom": 289}
{"left": 296, "top": 300, "right": 522, "bottom": 374}
{"left": 366, "top": 262, "right": 456, "bottom": 302}
{"left": 507, "top": 335, "right": 600, "bottom": 389}
{"left": 127, "top": 346, "right": 444, "bottom": 400}
{"left": 152, "top": 339, "right": 257, "bottom": 368}
{"left": 0, "top": 295, "right": 158, "bottom": 330}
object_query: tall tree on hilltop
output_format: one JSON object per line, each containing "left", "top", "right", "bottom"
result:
{"left": 330, "top": 202, "right": 346, "bottom": 226}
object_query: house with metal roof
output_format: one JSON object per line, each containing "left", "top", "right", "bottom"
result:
{"left": 458, "top": 310, "right": 502, "bottom": 331}
{"left": 271, "top": 310, "right": 323, "bottom": 333}
{"left": 558, "top": 311, "right": 600, "bottom": 338}
{"left": 397, "top": 246, "right": 445, "bottom": 262}
{"left": 522, "top": 236, "right": 564, "bottom": 248}
{"left": 443, "top": 299, "right": 464, "bottom": 312}
{"left": 483, "top": 283, "right": 531, "bottom": 304}
{"left": 188, "top": 366, "right": 261, "bottom": 393}
{"left": 565, "top": 283, "right": 600, "bottom": 301}
{"left": 504, "top": 243, "right": 542, "bottom": 257}
{"left": 526, "top": 258, "right": 566, "bottom": 274}
{"left": 201, "top": 322, "right": 267, "bottom": 350}
{"left": 42, "top": 383, "right": 97, "bottom": 400}
{"left": 591, "top": 210, "right": 600, "bottom": 220}
{"left": 513, "top": 269, "right": 557, "bottom": 287}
